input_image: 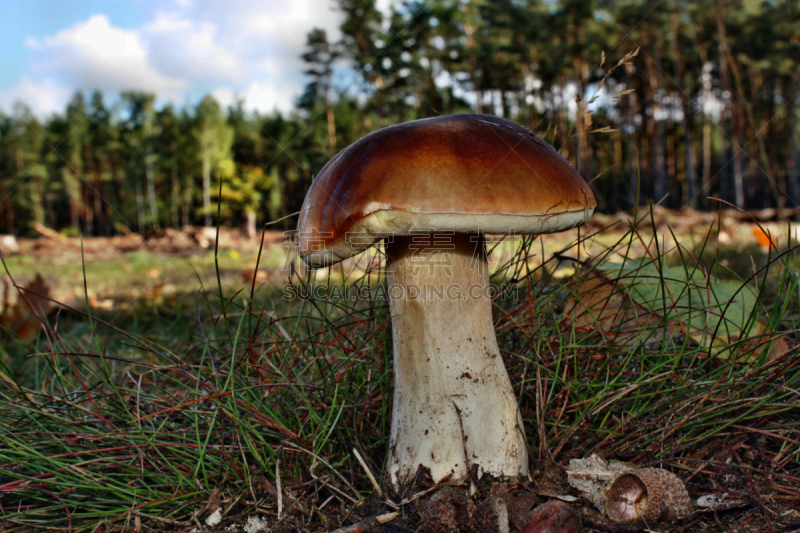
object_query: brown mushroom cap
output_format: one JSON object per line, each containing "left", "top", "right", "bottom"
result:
{"left": 297, "top": 113, "right": 596, "bottom": 266}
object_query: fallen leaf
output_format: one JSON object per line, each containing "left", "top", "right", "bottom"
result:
{"left": 696, "top": 493, "right": 748, "bottom": 512}
{"left": 563, "top": 266, "right": 680, "bottom": 347}
{"left": 752, "top": 226, "right": 774, "bottom": 250}
{"left": 244, "top": 516, "right": 268, "bottom": 533}
{"left": 0, "top": 274, "right": 53, "bottom": 342}
{"left": 566, "top": 454, "right": 634, "bottom": 510}
{"left": 563, "top": 272, "right": 628, "bottom": 331}
{"left": 207, "top": 487, "right": 221, "bottom": 514}
{"left": 205, "top": 508, "right": 222, "bottom": 527}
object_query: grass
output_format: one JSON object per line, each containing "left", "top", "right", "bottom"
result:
{"left": 1, "top": 244, "right": 286, "bottom": 311}
{"left": 0, "top": 209, "right": 799, "bottom": 532}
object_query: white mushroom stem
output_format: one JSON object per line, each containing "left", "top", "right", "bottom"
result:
{"left": 385, "top": 233, "right": 528, "bottom": 487}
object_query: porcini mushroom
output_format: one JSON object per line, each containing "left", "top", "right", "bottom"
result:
{"left": 297, "top": 114, "right": 595, "bottom": 487}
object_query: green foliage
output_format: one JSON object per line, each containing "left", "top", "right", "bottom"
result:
{"left": 212, "top": 162, "right": 275, "bottom": 216}
{"left": 0, "top": 0, "right": 798, "bottom": 236}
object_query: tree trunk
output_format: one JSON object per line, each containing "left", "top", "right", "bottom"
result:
{"left": 702, "top": 59, "right": 713, "bottom": 210}
{"left": 667, "top": 116, "right": 678, "bottom": 202}
{"left": 717, "top": 35, "right": 734, "bottom": 205}
{"left": 146, "top": 144, "right": 159, "bottom": 229}
{"left": 171, "top": 171, "right": 180, "bottom": 229}
{"left": 574, "top": 25, "right": 592, "bottom": 179}
{"left": 625, "top": 65, "right": 640, "bottom": 209}
{"left": 558, "top": 75, "right": 569, "bottom": 161}
{"left": 462, "top": 3, "right": 482, "bottom": 114}
{"left": 69, "top": 177, "right": 81, "bottom": 232}
{"left": 33, "top": 181, "right": 45, "bottom": 226}
{"left": 203, "top": 155, "right": 212, "bottom": 227}
{"left": 3, "top": 186, "right": 14, "bottom": 235}
{"left": 47, "top": 188, "right": 56, "bottom": 231}
{"left": 732, "top": 96, "right": 746, "bottom": 207}
{"left": 93, "top": 171, "right": 103, "bottom": 236}
{"left": 325, "top": 85, "right": 337, "bottom": 153}
{"left": 788, "top": 73, "right": 800, "bottom": 207}
{"left": 136, "top": 180, "right": 145, "bottom": 235}
{"left": 243, "top": 210, "right": 257, "bottom": 240}
{"left": 183, "top": 161, "right": 193, "bottom": 228}
{"left": 613, "top": 128, "right": 623, "bottom": 211}
{"left": 645, "top": 33, "right": 668, "bottom": 204}
{"left": 715, "top": 0, "right": 744, "bottom": 208}
{"left": 670, "top": 10, "right": 698, "bottom": 209}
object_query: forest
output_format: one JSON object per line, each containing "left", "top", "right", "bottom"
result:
{"left": 1, "top": 0, "right": 798, "bottom": 238}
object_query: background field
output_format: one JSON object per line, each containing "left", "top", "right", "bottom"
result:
{"left": 2, "top": 206, "right": 800, "bottom": 532}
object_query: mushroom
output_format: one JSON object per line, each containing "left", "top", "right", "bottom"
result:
{"left": 297, "top": 114, "right": 595, "bottom": 487}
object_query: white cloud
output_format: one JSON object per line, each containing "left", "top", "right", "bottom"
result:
{"left": 245, "top": 80, "right": 305, "bottom": 114}
{"left": 0, "top": 77, "right": 72, "bottom": 116}
{"left": 375, "top": 0, "right": 399, "bottom": 17}
{"left": 4, "top": 0, "right": 359, "bottom": 116}
{"left": 211, "top": 79, "right": 303, "bottom": 115}
{"left": 140, "top": 14, "right": 244, "bottom": 84}
{"left": 28, "top": 14, "right": 187, "bottom": 97}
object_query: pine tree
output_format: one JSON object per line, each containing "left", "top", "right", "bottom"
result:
{"left": 193, "top": 95, "right": 234, "bottom": 227}
{"left": 300, "top": 28, "right": 341, "bottom": 153}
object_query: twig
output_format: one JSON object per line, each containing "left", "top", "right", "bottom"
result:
{"left": 265, "top": 209, "right": 304, "bottom": 227}
{"left": 353, "top": 447, "right": 383, "bottom": 497}
{"left": 131, "top": 510, "right": 190, "bottom": 527}
{"left": 276, "top": 459, "right": 283, "bottom": 521}
{"left": 284, "top": 442, "right": 361, "bottom": 501}
{"left": 535, "top": 363, "right": 550, "bottom": 463}
{"left": 326, "top": 512, "right": 398, "bottom": 533}
{"left": 222, "top": 492, "right": 246, "bottom": 519}
{"left": 324, "top": 480, "right": 361, "bottom": 504}
{"left": 376, "top": 513, "right": 399, "bottom": 524}
{"left": 319, "top": 494, "right": 335, "bottom": 511}
{"left": 267, "top": 310, "right": 294, "bottom": 342}
{"left": 392, "top": 474, "right": 467, "bottom": 508}
{"left": 727, "top": 443, "right": 773, "bottom": 533}
{"left": 191, "top": 512, "right": 203, "bottom": 530}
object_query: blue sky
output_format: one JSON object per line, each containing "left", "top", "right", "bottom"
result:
{"left": 0, "top": 1, "right": 145, "bottom": 85}
{"left": 0, "top": 0, "right": 374, "bottom": 116}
